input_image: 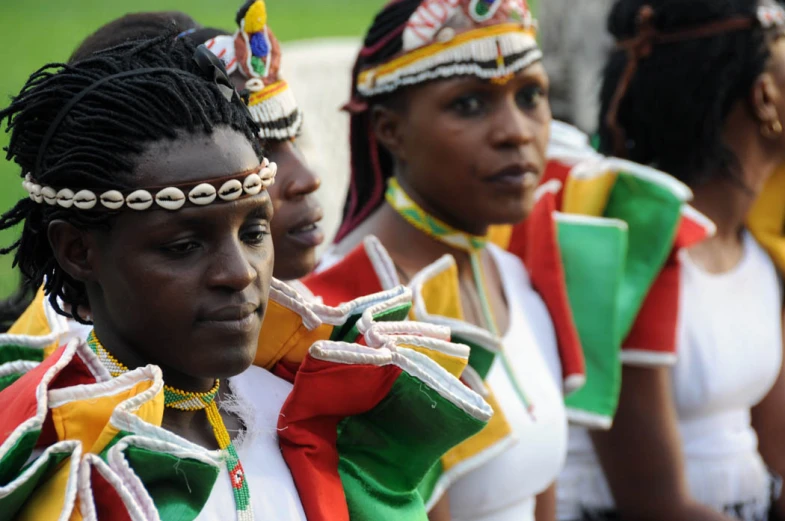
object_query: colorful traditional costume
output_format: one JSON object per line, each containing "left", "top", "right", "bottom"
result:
{"left": 0, "top": 8, "right": 493, "bottom": 519}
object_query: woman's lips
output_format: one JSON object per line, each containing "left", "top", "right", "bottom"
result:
{"left": 286, "top": 221, "right": 325, "bottom": 248}
{"left": 197, "top": 304, "right": 261, "bottom": 333}
{"left": 485, "top": 164, "right": 540, "bottom": 189}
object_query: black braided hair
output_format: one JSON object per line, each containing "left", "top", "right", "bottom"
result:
{"left": 598, "top": 0, "right": 774, "bottom": 186}
{"left": 70, "top": 11, "right": 202, "bottom": 63}
{"left": 0, "top": 36, "right": 261, "bottom": 324}
{"left": 335, "top": 0, "right": 423, "bottom": 242}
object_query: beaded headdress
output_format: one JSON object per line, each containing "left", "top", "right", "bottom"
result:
{"left": 204, "top": 0, "right": 301, "bottom": 140}
{"left": 355, "top": 0, "right": 539, "bottom": 99}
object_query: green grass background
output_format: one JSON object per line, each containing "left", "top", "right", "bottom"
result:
{"left": 0, "top": 0, "right": 384, "bottom": 297}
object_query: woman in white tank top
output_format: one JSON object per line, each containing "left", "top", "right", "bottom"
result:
{"left": 557, "top": 1, "right": 785, "bottom": 520}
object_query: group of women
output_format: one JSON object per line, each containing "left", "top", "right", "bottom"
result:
{"left": 0, "top": 0, "right": 784, "bottom": 520}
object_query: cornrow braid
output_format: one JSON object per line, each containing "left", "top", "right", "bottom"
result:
{"left": 335, "top": 0, "right": 422, "bottom": 242}
{"left": 0, "top": 35, "right": 262, "bottom": 323}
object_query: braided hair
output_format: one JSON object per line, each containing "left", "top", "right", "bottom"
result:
{"left": 0, "top": 36, "right": 261, "bottom": 323}
{"left": 335, "top": 0, "right": 422, "bottom": 242}
{"left": 70, "top": 11, "right": 202, "bottom": 62}
{"left": 598, "top": 0, "right": 773, "bottom": 186}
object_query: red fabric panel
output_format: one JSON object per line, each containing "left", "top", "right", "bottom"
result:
{"left": 540, "top": 159, "right": 572, "bottom": 209}
{"left": 521, "top": 192, "right": 585, "bottom": 387}
{"left": 278, "top": 356, "right": 401, "bottom": 521}
{"left": 0, "top": 345, "right": 69, "bottom": 446}
{"left": 91, "top": 466, "right": 134, "bottom": 521}
{"left": 624, "top": 211, "right": 712, "bottom": 359}
{"left": 623, "top": 250, "right": 680, "bottom": 358}
{"left": 303, "top": 243, "right": 385, "bottom": 306}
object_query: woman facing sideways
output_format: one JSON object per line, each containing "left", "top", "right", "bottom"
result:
{"left": 558, "top": 1, "right": 785, "bottom": 520}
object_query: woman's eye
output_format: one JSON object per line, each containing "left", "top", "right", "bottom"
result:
{"left": 162, "top": 240, "right": 200, "bottom": 255}
{"left": 242, "top": 224, "right": 270, "bottom": 245}
{"left": 450, "top": 94, "right": 485, "bottom": 116}
{"left": 516, "top": 84, "right": 546, "bottom": 110}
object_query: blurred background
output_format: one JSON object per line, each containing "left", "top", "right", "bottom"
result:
{"left": 0, "top": 0, "right": 612, "bottom": 298}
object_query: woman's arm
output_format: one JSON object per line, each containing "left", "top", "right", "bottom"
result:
{"left": 535, "top": 484, "right": 556, "bottom": 521}
{"left": 751, "top": 309, "right": 785, "bottom": 518}
{"left": 590, "top": 365, "right": 736, "bottom": 521}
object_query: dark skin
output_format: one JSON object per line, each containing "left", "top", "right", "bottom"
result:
{"left": 48, "top": 127, "right": 274, "bottom": 450}
{"left": 266, "top": 140, "right": 323, "bottom": 281}
{"left": 335, "top": 63, "right": 553, "bottom": 521}
{"left": 591, "top": 17, "right": 785, "bottom": 521}
{"left": 228, "top": 67, "right": 324, "bottom": 281}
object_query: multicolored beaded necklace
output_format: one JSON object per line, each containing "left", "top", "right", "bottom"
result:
{"left": 385, "top": 178, "right": 536, "bottom": 419}
{"left": 86, "top": 330, "right": 254, "bottom": 520}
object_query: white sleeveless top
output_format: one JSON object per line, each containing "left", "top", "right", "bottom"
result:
{"left": 197, "top": 365, "right": 307, "bottom": 520}
{"left": 557, "top": 232, "right": 783, "bottom": 521}
{"left": 447, "top": 245, "right": 567, "bottom": 521}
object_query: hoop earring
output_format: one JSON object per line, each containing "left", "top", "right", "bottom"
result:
{"left": 762, "top": 119, "right": 783, "bottom": 138}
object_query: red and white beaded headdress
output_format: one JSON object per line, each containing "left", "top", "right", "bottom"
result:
{"left": 356, "top": 0, "right": 540, "bottom": 98}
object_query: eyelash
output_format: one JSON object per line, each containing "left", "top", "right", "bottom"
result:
{"left": 160, "top": 223, "right": 270, "bottom": 256}
{"left": 449, "top": 84, "right": 547, "bottom": 116}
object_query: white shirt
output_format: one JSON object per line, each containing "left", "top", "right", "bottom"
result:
{"left": 197, "top": 365, "right": 307, "bottom": 520}
{"left": 557, "top": 232, "right": 783, "bottom": 521}
{"left": 448, "top": 245, "right": 567, "bottom": 521}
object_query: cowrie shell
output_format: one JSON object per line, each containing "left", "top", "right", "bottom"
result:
{"left": 261, "top": 157, "right": 270, "bottom": 168}
{"left": 56, "top": 189, "right": 75, "bottom": 208}
{"left": 30, "top": 184, "right": 42, "bottom": 203}
{"left": 126, "top": 190, "right": 153, "bottom": 211}
{"left": 74, "top": 190, "right": 97, "bottom": 210}
{"left": 100, "top": 190, "right": 125, "bottom": 210}
{"left": 188, "top": 183, "right": 217, "bottom": 205}
{"left": 218, "top": 179, "right": 243, "bottom": 201}
{"left": 155, "top": 187, "right": 186, "bottom": 210}
{"left": 243, "top": 174, "right": 263, "bottom": 195}
{"left": 42, "top": 186, "right": 57, "bottom": 205}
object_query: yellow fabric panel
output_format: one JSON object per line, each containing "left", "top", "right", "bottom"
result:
{"left": 441, "top": 387, "right": 512, "bottom": 471}
{"left": 255, "top": 299, "right": 333, "bottom": 370}
{"left": 8, "top": 285, "right": 61, "bottom": 358}
{"left": 51, "top": 379, "right": 164, "bottom": 456}
{"left": 398, "top": 343, "right": 467, "bottom": 378}
{"left": 747, "top": 165, "right": 785, "bottom": 275}
{"left": 487, "top": 225, "right": 513, "bottom": 250}
{"left": 562, "top": 170, "right": 618, "bottom": 216}
{"left": 16, "top": 457, "right": 77, "bottom": 521}
{"left": 419, "top": 262, "right": 465, "bottom": 321}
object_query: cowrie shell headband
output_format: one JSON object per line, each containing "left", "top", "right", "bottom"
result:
{"left": 23, "top": 158, "right": 276, "bottom": 212}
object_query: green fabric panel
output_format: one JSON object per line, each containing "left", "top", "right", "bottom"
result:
{"left": 0, "top": 374, "right": 23, "bottom": 392}
{"left": 417, "top": 462, "right": 443, "bottom": 510}
{"left": 335, "top": 303, "right": 412, "bottom": 343}
{"left": 457, "top": 335, "right": 496, "bottom": 380}
{"left": 0, "top": 429, "right": 40, "bottom": 486}
{"left": 0, "top": 345, "right": 45, "bottom": 365}
{"left": 604, "top": 172, "right": 682, "bottom": 338}
{"left": 123, "top": 445, "right": 219, "bottom": 521}
{"left": 337, "top": 372, "right": 486, "bottom": 520}
{"left": 0, "top": 449, "right": 70, "bottom": 521}
{"left": 558, "top": 219, "right": 627, "bottom": 421}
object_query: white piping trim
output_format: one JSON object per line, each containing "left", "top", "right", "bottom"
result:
{"left": 620, "top": 349, "right": 678, "bottom": 367}
{"left": 604, "top": 158, "right": 693, "bottom": 202}
{"left": 566, "top": 408, "right": 613, "bottom": 430}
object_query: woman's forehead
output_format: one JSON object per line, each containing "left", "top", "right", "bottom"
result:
{"left": 133, "top": 126, "right": 260, "bottom": 187}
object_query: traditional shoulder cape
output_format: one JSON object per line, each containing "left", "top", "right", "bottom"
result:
{"left": 0, "top": 281, "right": 491, "bottom": 521}
{"left": 490, "top": 121, "right": 715, "bottom": 423}
{"left": 747, "top": 163, "right": 785, "bottom": 277}
{"left": 302, "top": 121, "right": 715, "bottom": 505}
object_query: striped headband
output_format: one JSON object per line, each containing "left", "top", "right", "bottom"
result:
{"left": 354, "top": 0, "right": 540, "bottom": 99}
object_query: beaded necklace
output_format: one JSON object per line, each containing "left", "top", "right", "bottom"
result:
{"left": 385, "top": 178, "right": 536, "bottom": 418}
{"left": 86, "top": 331, "right": 254, "bottom": 520}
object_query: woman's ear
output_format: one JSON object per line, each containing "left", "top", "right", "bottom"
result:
{"left": 48, "top": 220, "right": 99, "bottom": 284}
{"left": 371, "top": 104, "right": 408, "bottom": 161}
{"left": 751, "top": 72, "right": 783, "bottom": 136}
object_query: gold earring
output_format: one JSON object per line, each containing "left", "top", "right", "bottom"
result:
{"left": 763, "top": 119, "right": 783, "bottom": 138}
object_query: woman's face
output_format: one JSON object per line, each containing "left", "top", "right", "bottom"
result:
{"left": 380, "top": 62, "right": 551, "bottom": 235}
{"left": 266, "top": 140, "right": 323, "bottom": 281}
{"left": 83, "top": 127, "right": 273, "bottom": 384}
